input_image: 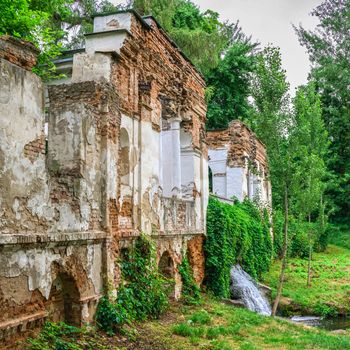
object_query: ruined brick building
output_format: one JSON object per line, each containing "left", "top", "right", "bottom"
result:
{"left": 0, "top": 9, "right": 273, "bottom": 348}
{"left": 207, "top": 120, "right": 272, "bottom": 207}
{"left": 0, "top": 10, "right": 208, "bottom": 347}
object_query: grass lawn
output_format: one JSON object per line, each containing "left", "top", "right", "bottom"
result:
{"left": 27, "top": 297, "right": 350, "bottom": 350}
{"left": 262, "top": 244, "right": 350, "bottom": 317}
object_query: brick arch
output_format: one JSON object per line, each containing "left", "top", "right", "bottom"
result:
{"left": 46, "top": 263, "right": 81, "bottom": 326}
{"left": 158, "top": 250, "right": 175, "bottom": 279}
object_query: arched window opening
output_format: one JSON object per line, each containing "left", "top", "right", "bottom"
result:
{"left": 120, "top": 128, "right": 130, "bottom": 186}
{"left": 46, "top": 272, "right": 81, "bottom": 326}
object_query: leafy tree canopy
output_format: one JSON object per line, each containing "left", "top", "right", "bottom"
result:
{"left": 295, "top": 0, "right": 350, "bottom": 222}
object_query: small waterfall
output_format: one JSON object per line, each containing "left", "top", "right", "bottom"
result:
{"left": 230, "top": 265, "right": 271, "bottom": 316}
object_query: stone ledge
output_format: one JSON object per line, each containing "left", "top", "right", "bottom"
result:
{"left": 0, "top": 231, "right": 107, "bottom": 245}
{"left": 0, "top": 311, "right": 47, "bottom": 332}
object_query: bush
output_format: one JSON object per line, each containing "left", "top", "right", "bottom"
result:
{"left": 96, "top": 234, "right": 168, "bottom": 334}
{"left": 204, "top": 197, "right": 273, "bottom": 298}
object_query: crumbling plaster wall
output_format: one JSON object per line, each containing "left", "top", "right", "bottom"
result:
{"left": 0, "top": 9, "right": 209, "bottom": 345}
{"left": 71, "top": 11, "right": 208, "bottom": 239}
{"left": 207, "top": 120, "right": 272, "bottom": 206}
{"left": 0, "top": 40, "right": 50, "bottom": 234}
{"left": 0, "top": 37, "right": 107, "bottom": 346}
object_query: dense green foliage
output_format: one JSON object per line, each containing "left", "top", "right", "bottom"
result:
{"left": 273, "top": 211, "right": 330, "bottom": 259}
{"left": 204, "top": 197, "right": 272, "bottom": 298}
{"left": 0, "top": 0, "right": 119, "bottom": 78}
{"left": 178, "top": 255, "right": 201, "bottom": 305}
{"left": 296, "top": 0, "right": 350, "bottom": 223}
{"left": 205, "top": 43, "right": 256, "bottom": 129}
{"left": 132, "top": 0, "right": 238, "bottom": 75}
{"left": 132, "top": 0, "right": 257, "bottom": 129}
{"left": 251, "top": 45, "right": 330, "bottom": 301}
{"left": 251, "top": 46, "right": 292, "bottom": 210}
{"left": 329, "top": 225, "right": 350, "bottom": 250}
{"left": 96, "top": 234, "right": 168, "bottom": 334}
{"left": 0, "top": 0, "right": 69, "bottom": 78}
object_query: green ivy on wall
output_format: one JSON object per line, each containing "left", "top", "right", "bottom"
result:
{"left": 178, "top": 255, "right": 201, "bottom": 305}
{"left": 96, "top": 234, "right": 169, "bottom": 334}
{"left": 204, "top": 197, "right": 273, "bottom": 298}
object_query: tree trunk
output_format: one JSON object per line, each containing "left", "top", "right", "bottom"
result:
{"left": 307, "top": 214, "right": 312, "bottom": 287}
{"left": 271, "top": 186, "right": 288, "bottom": 317}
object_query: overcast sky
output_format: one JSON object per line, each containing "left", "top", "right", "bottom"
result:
{"left": 193, "top": 0, "right": 322, "bottom": 94}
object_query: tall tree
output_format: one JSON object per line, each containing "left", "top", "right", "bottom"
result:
{"left": 291, "top": 83, "right": 329, "bottom": 286}
{"left": 132, "top": 0, "right": 238, "bottom": 75}
{"left": 206, "top": 42, "right": 257, "bottom": 129}
{"left": 132, "top": 0, "right": 258, "bottom": 128}
{"left": 295, "top": 0, "right": 350, "bottom": 223}
{"left": 251, "top": 45, "right": 293, "bottom": 316}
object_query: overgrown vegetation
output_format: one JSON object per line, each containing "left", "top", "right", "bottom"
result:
{"left": 96, "top": 234, "right": 169, "bottom": 334}
{"left": 28, "top": 322, "right": 82, "bottom": 350}
{"left": 204, "top": 197, "right": 272, "bottom": 298}
{"left": 178, "top": 255, "right": 202, "bottom": 305}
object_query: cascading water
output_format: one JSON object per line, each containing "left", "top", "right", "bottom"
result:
{"left": 230, "top": 265, "right": 271, "bottom": 316}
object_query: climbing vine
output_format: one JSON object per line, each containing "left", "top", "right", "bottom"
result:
{"left": 204, "top": 197, "right": 273, "bottom": 298}
{"left": 178, "top": 255, "right": 201, "bottom": 305}
{"left": 96, "top": 234, "right": 168, "bottom": 334}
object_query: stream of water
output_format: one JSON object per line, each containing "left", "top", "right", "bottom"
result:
{"left": 230, "top": 265, "right": 271, "bottom": 316}
{"left": 230, "top": 265, "right": 350, "bottom": 330}
{"left": 290, "top": 315, "right": 350, "bottom": 330}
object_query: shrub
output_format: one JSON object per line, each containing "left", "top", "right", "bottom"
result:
{"left": 204, "top": 197, "right": 273, "bottom": 298}
{"left": 96, "top": 234, "right": 168, "bottom": 334}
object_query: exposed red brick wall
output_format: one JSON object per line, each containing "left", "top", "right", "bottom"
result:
{"left": 207, "top": 120, "right": 269, "bottom": 172}
{"left": 23, "top": 135, "right": 46, "bottom": 163}
{"left": 0, "top": 35, "right": 39, "bottom": 71}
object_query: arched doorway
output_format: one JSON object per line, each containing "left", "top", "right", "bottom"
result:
{"left": 158, "top": 251, "right": 175, "bottom": 279}
{"left": 46, "top": 272, "right": 81, "bottom": 326}
{"left": 158, "top": 251, "right": 176, "bottom": 297}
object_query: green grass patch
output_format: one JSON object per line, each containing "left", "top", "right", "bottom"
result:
{"left": 263, "top": 244, "right": 350, "bottom": 316}
{"left": 29, "top": 296, "right": 350, "bottom": 350}
{"left": 188, "top": 309, "right": 212, "bottom": 325}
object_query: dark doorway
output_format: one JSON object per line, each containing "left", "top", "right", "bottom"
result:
{"left": 46, "top": 272, "right": 81, "bottom": 326}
